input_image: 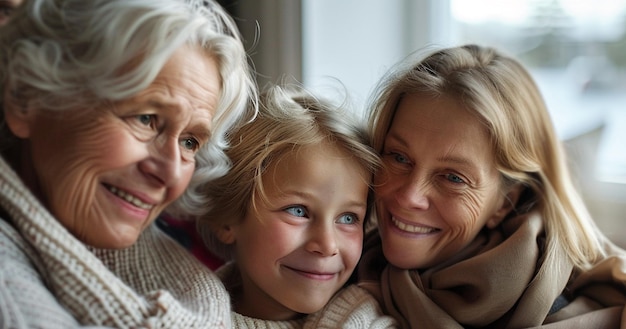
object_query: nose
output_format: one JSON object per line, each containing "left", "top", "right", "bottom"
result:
{"left": 140, "top": 135, "right": 183, "bottom": 186}
{"left": 305, "top": 221, "right": 339, "bottom": 257}
{"left": 393, "top": 174, "right": 430, "bottom": 210}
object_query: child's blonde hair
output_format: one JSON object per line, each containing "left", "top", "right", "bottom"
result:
{"left": 198, "top": 84, "right": 381, "bottom": 261}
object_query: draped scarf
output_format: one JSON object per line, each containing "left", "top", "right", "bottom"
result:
{"left": 358, "top": 212, "right": 626, "bottom": 328}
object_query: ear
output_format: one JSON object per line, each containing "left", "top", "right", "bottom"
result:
{"left": 3, "top": 88, "right": 34, "bottom": 138}
{"left": 216, "top": 225, "right": 236, "bottom": 244}
{"left": 486, "top": 183, "right": 524, "bottom": 229}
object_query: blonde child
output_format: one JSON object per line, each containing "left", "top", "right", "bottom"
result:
{"left": 197, "top": 85, "right": 398, "bottom": 328}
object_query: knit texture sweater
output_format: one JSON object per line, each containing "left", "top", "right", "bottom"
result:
{"left": 217, "top": 262, "right": 398, "bottom": 328}
{"left": 358, "top": 212, "right": 626, "bottom": 329}
{"left": 0, "top": 156, "right": 231, "bottom": 328}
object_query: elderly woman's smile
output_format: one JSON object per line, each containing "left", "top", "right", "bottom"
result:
{"left": 0, "top": 0, "right": 257, "bottom": 325}
{"left": 9, "top": 46, "right": 220, "bottom": 249}
{"left": 104, "top": 184, "right": 155, "bottom": 210}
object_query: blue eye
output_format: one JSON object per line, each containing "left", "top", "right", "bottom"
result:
{"left": 445, "top": 173, "right": 464, "bottom": 184}
{"left": 394, "top": 153, "right": 409, "bottom": 163}
{"left": 285, "top": 205, "right": 307, "bottom": 217}
{"left": 383, "top": 151, "right": 410, "bottom": 164}
{"left": 180, "top": 137, "right": 199, "bottom": 151}
{"left": 337, "top": 213, "right": 359, "bottom": 225}
{"left": 137, "top": 114, "right": 155, "bottom": 126}
{"left": 383, "top": 152, "right": 411, "bottom": 164}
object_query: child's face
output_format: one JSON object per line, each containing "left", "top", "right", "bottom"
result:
{"left": 227, "top": 142, "right": 370, "bottom": 320}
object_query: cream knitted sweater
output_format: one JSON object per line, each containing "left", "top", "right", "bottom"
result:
{"left": 218, "top": 262, "right": 399, "bottom": 329}
{"left": 0, "top": 156, "right": 231, "bottom": 328}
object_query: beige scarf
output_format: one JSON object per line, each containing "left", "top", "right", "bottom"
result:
{"left": 358, "top": 212, "right": 626, "bottom": 328}
{"left": 0, "top": 156, "right": 231, "bottom": 328}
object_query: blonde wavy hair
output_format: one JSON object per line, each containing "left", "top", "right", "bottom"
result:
{"left": 198, "top": 84, "right": 381, "bottom": 261}
{"left": 367, "top": 44, "right": 609, "bottom": 271}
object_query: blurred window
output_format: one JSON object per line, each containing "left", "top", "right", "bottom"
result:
{"left": 303, "top": 0, "right": 626, "bottom": 184}
{"left": 450, "top": 0, "right": 626, "bottom": 184}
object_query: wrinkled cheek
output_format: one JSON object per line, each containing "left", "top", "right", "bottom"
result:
{"left": 49, "top": 177, "right": 98, "bottom": 241}
{"left": 440, "top": 219, "right": 480, "bottom": 258}
{"left": 464, "top": 201, "right": 482, "bottom": 225}
{"left": 449, "top": 225, "right": 472, "bottom": 243}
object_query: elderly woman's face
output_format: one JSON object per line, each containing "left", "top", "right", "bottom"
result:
{"left": 8, "top": 46, "right": 220, "bottom": 248}
{"left": 375, "top": 93, "right": 512, "bottom": 269}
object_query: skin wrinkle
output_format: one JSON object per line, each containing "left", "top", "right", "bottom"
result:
{"left": 436, "top": 124, "right": 496, "bottom": 228}
{"left": 10, "top": 46, "right": 220, "bottom": 249}
{"left": 376, "top": 93, "right": 511, "bottom": 270}
{"left": 35, "top": 110, "right": 152, "bottom": 246}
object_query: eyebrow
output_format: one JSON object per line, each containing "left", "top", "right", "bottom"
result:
{"left": 147, "top": 99, "right": 213, "bottom": 142}
{"left": 436, "top": 154, "right": 475, "bottom": 167}
{"left": 146, "top": 99, "right": 185, "bottom": 112}
{"left": 189, "top": 125, "right": 213, "bottom": 144}
{"left": 385, "top": 130, "right": 409, "bottom": 148}
{"left": 387, "top": 131, "right": 479, "bottom": 169}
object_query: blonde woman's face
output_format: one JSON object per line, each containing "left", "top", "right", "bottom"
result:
{"left": 8, "top": 46, "right": 220, "bottom": 248}
{"left": 226, "top": 142, "right": 369, "bottom": 320}
{"left": 375, "top": 93, "right": 511, "bottom": 270}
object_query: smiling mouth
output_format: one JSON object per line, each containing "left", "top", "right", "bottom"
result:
{"left": 285, "top": 266, "right": 336, "bottom": 280}
{"left": 105, "top": 185, "right": 154, "bottom": 210}
{"left": 391, "top": 217, "right": 438, "bottom": 234}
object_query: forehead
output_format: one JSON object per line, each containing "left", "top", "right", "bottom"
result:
{"left": 391, "top": 93, "right": 496, "bottom": 166}
{"left": 148, "top": 46, "right": 221, "bottom": 113}
{"left": 112, "top": 46, "right": 221, "bottom": 134}
{"left": 394, "top": 93, "right": 489, "bottom": 139}
{"left": 263, "top": 141, "right": 371, "bottom": 191}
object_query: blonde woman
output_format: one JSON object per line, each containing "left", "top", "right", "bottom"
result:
{"left": 358, "top": 44, "right": 626, "bottom": 328}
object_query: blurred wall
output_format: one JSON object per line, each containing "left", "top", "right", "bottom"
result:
{"left": 217, "top": 0, "right": 303, "bottom": 89}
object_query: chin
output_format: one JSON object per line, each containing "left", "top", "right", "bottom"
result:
{"left": 381, "top": 243, "right": 415, "bottom": 270}
{"left": 388, "top": 258, "right": 418, "bottom": 270}
{"left": 81, "top": 232, "right": 141, "bottom": 249}
{"left": 292, "top": 295, "right": 332, "bottom": 315}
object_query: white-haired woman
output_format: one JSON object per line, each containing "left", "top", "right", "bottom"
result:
{"left": 0, "top": 0, "right": 257, "bottom": 327}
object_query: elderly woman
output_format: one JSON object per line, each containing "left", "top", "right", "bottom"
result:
{"left": 0, "top": 0, "right": 256, "bottom": 328}
{"left": 358, "top": 44, "right": 626, "bottom": 328}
